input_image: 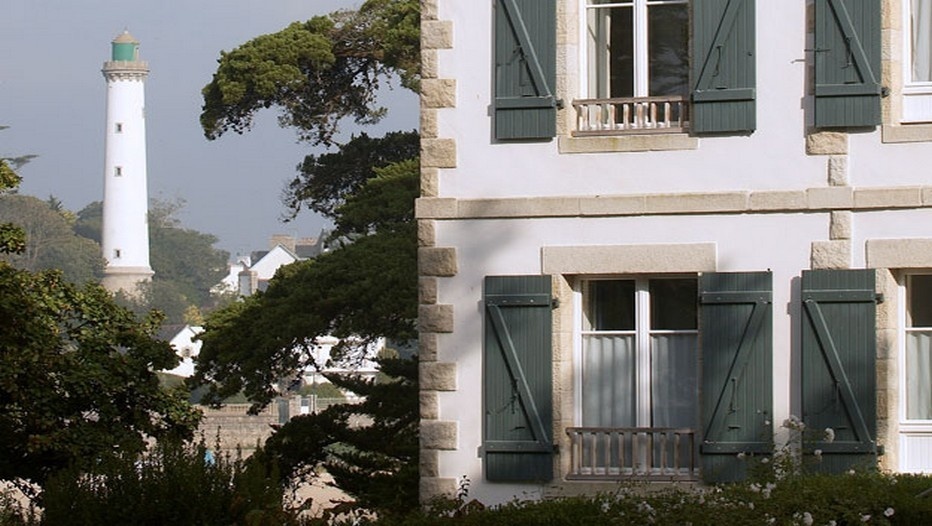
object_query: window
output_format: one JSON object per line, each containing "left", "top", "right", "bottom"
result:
{"left": 901, "top": 274, "right": 932, "bottom": 474}
{"left": 113, "top": 249, "right": 121, "bottom": 259}
{"left": 906, "top": 274, "right": 932, "bottom": 421}
{"left": 115, "top": 122, "right": 123, "bottom": 133}
{"left": 114, "top": 166, "right": 123, "bottom": 177}
{"left": 584, "top": 0, "right": 689, "bottom": 100}
{"left": 578, "top": 0, "right": 689, "bottom": 134}
{"left": 904, "top": 0, "right": 932, "bottom": 122}
{"left": 574, "top": 277, "right": 698, "bottom": 477}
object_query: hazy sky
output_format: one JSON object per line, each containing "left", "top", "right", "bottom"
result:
{"left": 0, "top": 1, "right": 418, "bottom": 256}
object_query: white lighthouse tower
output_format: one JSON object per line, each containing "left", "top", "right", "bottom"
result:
{"left": 100, "top": 30, "right": 153, "bottom": 295}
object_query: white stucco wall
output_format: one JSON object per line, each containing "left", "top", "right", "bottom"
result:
{"left": 421, "top": 0, "right": 932, "bottom": 503}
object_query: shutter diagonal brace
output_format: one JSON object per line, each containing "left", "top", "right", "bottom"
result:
{"left": 500, "top": 0, "right": 556, "bottom": 104}
{"left": 487, "top": 303, "right": 551, "bottom": 450}
{"left": 803, "top": 299, "right": 875, "bottom": 452}
{"left": 702, "top": 297, "right": 769, "bottom": 450}
{"left": 817, "top": 0, "right": 880, "bottom": 96}
{"left": 693, "top": 0, "right": 754, "bottom": 101}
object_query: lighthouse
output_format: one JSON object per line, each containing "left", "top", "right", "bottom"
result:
{"left": 100, "top": 30, "right": 153, "bottom": 295}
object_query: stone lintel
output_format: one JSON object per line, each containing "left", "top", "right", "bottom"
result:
{"left": 542, "top": 243, "right": 716, "bottom": 275}
{"left": 867, "top": 238, "right": 932, "bottom": 268}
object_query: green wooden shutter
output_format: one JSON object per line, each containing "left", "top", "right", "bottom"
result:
{"left": 494, "top": 0, "right": 557, "bottom": 141}
{"left": 699, "top": 271, "right": 773, "bottom": 483}
{"left": 813, "top": 0, "right": 881, "bottom": 127}
{"left": 483, "top": 275, "right": 554, "bottom": 481}
{"left": 801, "top": 270, "right": 879, "bottom": 473}
{"left": 691, "top": 0, "right": 757, "bottom": 134}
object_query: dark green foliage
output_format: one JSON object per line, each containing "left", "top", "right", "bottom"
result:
{"left": 0, "top": 194, "right": 104, "bottom": 284}
{"left": 78, "top": 199, "right": 230, "bottom": 325}
{"left": 0, "top": 264, "right": 201, "bottom": 487}
{"left": 39, "top": 440, "right": 299, "bottom": 526}
{"left": 284, "top": 130, "right": 419, "bottom": 220}
{"left": 72, "top": 201, "right": 101, "bottom": 244}
{"left": 261, "top": 356, "right": 419, "bottom": 517}
{"left": 0, "top": 159, "right": 26, "bottom": 255}
{"left": 298, "top": 381, "right": 345, "bottom": 399}
{"left": 192, "top": 160, "right": 418, "bottom": 410}
{"left": 200, "top": 0, "right": 420, "bottom": 146}
{"left": 354, "top": 472, "right": 932, "bottom": 526}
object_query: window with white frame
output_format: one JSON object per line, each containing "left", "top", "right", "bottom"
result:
{"left": 903, "top": 0, "right": 932, "bottom": 122}
{"left": 579, "top": 0, "right": 689, "bottom": 133}
{"left": 580, "top": 277, "right": 698, "bottom": 430}
{"left": 905, "top": 274, "right": 932, "bottom": 422}
{"left": 584, "top": 0, "right": 689, "bottom": 100}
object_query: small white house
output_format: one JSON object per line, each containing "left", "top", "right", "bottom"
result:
{"left": 418, "top": 0, "right": 932, "bottom": 504}
{"left": 301, "top": 335, "right": 383, "bottom": 388}
{"left": 162, "top": 324, "right": 203, "bottom": 378}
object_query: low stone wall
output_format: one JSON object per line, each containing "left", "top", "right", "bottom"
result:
{"left": 195, "top": 397, "right": 361, "bottom": 457}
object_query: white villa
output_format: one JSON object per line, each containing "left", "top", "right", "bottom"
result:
{"left": 418, "top": 0, "right": 932, "bottom": 504}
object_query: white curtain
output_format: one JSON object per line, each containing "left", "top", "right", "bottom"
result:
{"left": 582, "top": 334, "right": 636, "bottom": 427}
{"left": 651, "top": 333, "right": 699, "bottom": 428}
{"left": 912, "top": 0, "right": 932, "bottom": 82}
{"left": 907, "top": 331, "right": 932, "bottom": 419}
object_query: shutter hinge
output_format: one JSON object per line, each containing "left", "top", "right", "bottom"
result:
{"left": 551, "top": 297, "right": 559, "bottom": 309}
{"left": 555, "top": 98, "right": 565, "bottom": 110}
{"left": 881, "top": 86, "right": 890, "bottom": 98}
{"left": 875, "top": 293, "right": 884, "bottom": 304}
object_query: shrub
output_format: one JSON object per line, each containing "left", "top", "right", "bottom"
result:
{"left": 39, "top": 439, "right": 300, "bottom": 526}
{"left": 357, "top": 471, "right": 932, "bottom": 526}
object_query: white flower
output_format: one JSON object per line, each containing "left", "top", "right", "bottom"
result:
{"left": 762, "top": 488, "right": 772, "bottom": 499}
{"left": 848, "top": 469, "right": 856, "bottom": 475}
{"left": 884, "top": 507, "right": 894, "bottom": 517}
{"left": 761, "top": 457, "right": 770, "bottom": 464}
{"left": 824, "top": 427, "right": 835, "bottom": 443}
{"left": 749, "top": 483, "right": 761, "bottom": 493}
{"left": 861, "top": 514, "right": 871, "bottom": 522}
{"left": 737, "top": 452, "right": 746, "bottom": 459}
{"left": 802, "top": 511, "right": 814, "bottom": 526}
{"left": 814, "top": 449, "right": 822, "bottom": 457}
{"left": 828, "top": 521, "right": 837, "bottom": 526}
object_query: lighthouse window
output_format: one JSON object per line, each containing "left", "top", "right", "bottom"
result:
{"left": 114, "top": 166, "right": 123, "bottom": 177}
{"left": 115, "top": 123, "right": 123, "bottom": 133}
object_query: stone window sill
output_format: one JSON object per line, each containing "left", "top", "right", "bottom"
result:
{"left": 558, "top": 133, "right": 698, "bottom": 154}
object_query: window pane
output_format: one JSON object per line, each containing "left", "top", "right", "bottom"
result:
{"left": 910, "top": 275, "right": 932, "bottom": 327}
{"left": 650, "top": 278, "right": 697, "bottom": 330}
{"left": 651, "top": 333, "right": 698, "bottom": 425}
{"left": 588, "top": 280, "right": 635, "bottom": 330}
{"left": 582, "top": 334, "right": 637, "bottom": 427}
{"left": 587, "top": 4, "right": 633, "bottom": 98}
{"left": 906, "top": 331, "right": 932, "bottom": 420}
{"left": 648, "top": 4, "right": 689, "bottom": 96}
{"left": 912, "top": 0, "right": 932, "bottom": 82}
